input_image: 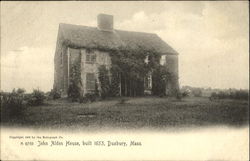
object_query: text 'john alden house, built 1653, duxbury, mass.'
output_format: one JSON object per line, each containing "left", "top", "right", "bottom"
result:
{"left": 53, "top": 14, "right": 179, "bottom": 97}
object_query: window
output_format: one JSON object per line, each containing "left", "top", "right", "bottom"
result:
{"left": 86, "top": 50, "right": 96, "bottom": 63}
{"left": 160, "top": 55, "right": 166, "bottom": 65}
{"left": 86, "top": 73, "right": 96, "bottom": 91}
{"left": 144, "top": 55, "right": 149, "bottom": 64}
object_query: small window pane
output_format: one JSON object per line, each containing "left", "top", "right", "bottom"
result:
{"left": 86, "top": 51, "right": 96, "bottom": 63}
{"left": 91, "top": 55, "right": 96, "bottom": 62}
{"left": 86, "top": 54, "right": 91, "bottom": 62}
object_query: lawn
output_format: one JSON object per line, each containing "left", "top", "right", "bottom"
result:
{"left": 2, "top": 96, "right": 249, "bottom": 131}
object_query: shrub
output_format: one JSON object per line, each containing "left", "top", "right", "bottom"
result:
{"left": 16, "top": 88, "right": 26, "bottom": 94}
{"left": 192, "top": 89, "right": 202, "bottom": 97}
{"left": 233, "top": 90, "right": 248, "bottom": 100}
{"left": 26, "top": 89, "right": 46, "bottom": 106}
{"left": 175, "top": 91, "right": 183, "bottom": 100}
{"left": 210, "top": 90, "right": 248, "bottom": 100}
{"left": 118, "top": 98, "right": 129, "bottom": 104}
{"left": 159, "top": 92, "right": 166, "bottom": 97}
{"left": 181, "top": 91, "right": 189, "bottom": 97}
{"left": 217, "top": 91, "right": 227, "bottom": 99}
{"left": 49, "top": 89, "right": 61, "bottom": 100}
{"left": 84, "top": 93, "right": 97, "bottom": 102}
{"left": 152, "top": 65, "right": 171, "bottom": 96}
{"left": 209, "top": 92, "right": 218, "bottom": 101}
{"left": 0, "top": 89, "right": 26, "bottom": 120}
{"left": 79, "top": 95, "right": 86, "bottom": 103}
{"left": 68, "top": 63, "right": 82, "bottom": 102}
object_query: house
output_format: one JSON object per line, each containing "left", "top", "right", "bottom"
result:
{"left": 53, "top": 14, "right": 179, "bottom": 97}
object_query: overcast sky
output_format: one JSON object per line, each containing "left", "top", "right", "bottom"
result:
{"left": 1, "top": 1, "right": 249, "bottom": 92}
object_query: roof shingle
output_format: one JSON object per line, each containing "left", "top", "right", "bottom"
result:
{"left": 59, "top": 23, "right": 178, "bottom": 55}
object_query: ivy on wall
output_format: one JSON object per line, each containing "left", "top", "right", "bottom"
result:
{"left": 152, "top": 65, "right": 171, "bottom": 96}
{"left": 68, "top": 60, "right": 82, "bottom": 101}
{"left": 98, "top": 46, "right": 174, "bottom": 97}
{"left": 98, "top": 65, "right": 111, "bottom": 99}
{"left": 109, "top": 66, "right": 120, "bottom": 96}
{"left": 66, "top": 45, "right": 177, "bottom": 99}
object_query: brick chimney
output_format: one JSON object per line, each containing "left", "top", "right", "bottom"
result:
{"left": 97, "top": 14, "right": 113, "bottom": 32}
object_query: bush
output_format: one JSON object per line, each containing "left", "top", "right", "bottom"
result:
{"left": 217, "top": 91, "right": 227, "bottom": 99}
{"left": 68, "top": 81, "right": 81, "bottom": 102}
{"left": 175, "top": 92, "right": 182, "bottom": 100}
{"left": 0, "top": 89, "right": 26, "bottom": 120}
{"left": 84, "top": 93, "right": 97, "bottom": 102}
{"left": 26, "top": 89, "right": 46, "bottom": 106}
{"left": 49, "top": 89, "right": 61, "bottom": 100}
{"left": 210, "top": 90, "right": 248, "bottom": 100}
{"left": 181, "top": 91, "right": 189, "bottom": 97}
{"left": 233, "top": 90, "right": 248, "bottom": 100}
{"left": 209, "top": 92, "right": 218, "bottom": 101}
{"left": 117, "top": 98, "right": 129, "bottom": 104}
{"left": 16, "top": 88, "right": 26, "bottom": 94}
{"left": 152, "top": 65, "right": 170, "bottom": 96}
{"left": 192, "top": 89, "right": 202, "bottom": 97}
{"left": 79, "top": 95, "right": 86, "bottom": 103}
{"left": 68, "top": 63, "right": 82, "bottom": 102}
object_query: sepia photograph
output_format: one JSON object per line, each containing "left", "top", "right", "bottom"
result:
{"left": 1, "top": 1, "right": 249, "bottom": 160}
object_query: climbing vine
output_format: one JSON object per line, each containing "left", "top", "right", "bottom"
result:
{"left": 68, "top": 60, "right": 82, "bottom": 101}
{"left": 109, "top": 66, "right": 121, "bottom": 96}
{"left": 152, "top": 65, "right": 172, "bottom": 96}
{"left": 98, "top": 46, "right": 174, "bottom": 97}
{"left": 98, "top": 65, "right": 110, "bottom": 99}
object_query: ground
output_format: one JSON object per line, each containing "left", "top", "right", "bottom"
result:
{"left": 2, "top": 97, "right": 249, "bottom": 131}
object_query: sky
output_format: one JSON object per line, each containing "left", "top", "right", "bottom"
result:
{"left": 1, "top": 1, "right": 249, "bottom": 92}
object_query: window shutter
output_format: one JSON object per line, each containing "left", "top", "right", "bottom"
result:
{"left": 86, "top": 73, "right": 95, "bottom": 90}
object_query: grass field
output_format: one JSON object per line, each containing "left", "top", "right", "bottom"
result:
{"left": 2, "top": 96, "right": 249, "bottom": 131}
